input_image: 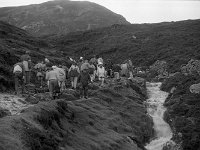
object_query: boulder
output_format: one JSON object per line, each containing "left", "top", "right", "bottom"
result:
{"left": 181, "top": 59, "right": 200, "bottom": 76}
{"left": 189, "top": 83, "right": 200, "bottom": 94}
{"left": 130, "top": 77, "right": 146, "bottom": 87}
{"left": 150, "top": 60, "right": 168, "bottom": 78}
{"left": 25, "top": 95, "right": 40, "bottom": 104}
{"left": 0, "top": 107, "right": 11, "bottom": 118}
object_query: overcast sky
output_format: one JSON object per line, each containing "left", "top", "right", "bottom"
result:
{"left": 0, "top": 0, "right": 200, "bottom": 23}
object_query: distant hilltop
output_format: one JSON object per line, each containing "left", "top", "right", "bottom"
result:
{"left": 0, "top": 0, "right": 130, "bottom": 36}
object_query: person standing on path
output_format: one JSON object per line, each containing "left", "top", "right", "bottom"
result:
{"left": 78, "top": 69, "right": 91, "bottom": 99}
{"left": 113, "top": 64, "right": 121, "bottom": 80}
{"left": 81, "top": 60, "right": 90, "bottom": 71}
{"left": 68, "top": 62, "right": 80, "bottom": 90}
{"left": 46, "top": 66, "right": 59, "bottom": 99}
{"left": 13, "top": 62, "right": 25, "bottom": 95}
{"left": 97, "top": 62, "right": 106, "bottom": 87}
{"left": 20, "top": 51, "right": 31, "bottom": 85}
{"left": 53, "top": 66, "right": 66, "bottom": 93}
{"left": 127, "top": 59, "right": 134, "bottom": 79}
{"left": 34, "top": 61, "right": 46, "bottom": 88}
{"left": 90, "top": 55, "right": 97, "bottom": 67}
{"left": 89, "top": 61, "right": 96, "bottom": 82}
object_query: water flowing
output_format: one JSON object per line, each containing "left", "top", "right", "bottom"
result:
{"left": 145, "top": 82, "right": 174, "bottom": 150}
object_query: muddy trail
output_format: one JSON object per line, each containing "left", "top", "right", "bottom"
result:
{"left": 0, "top": 78, "right": 154, "bottom": 150}
{"left": 0, "top": 94, "right": 33, "bottom": 116}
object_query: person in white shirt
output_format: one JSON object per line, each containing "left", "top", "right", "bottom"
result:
{"left": 13, "top": 62, "right": 25, "bottom": 95}
{"left": 53, "top": 66, "right": 66, "bottom": 92}
{"left": 96, "top": 62, "right": 106, "bottom": 87}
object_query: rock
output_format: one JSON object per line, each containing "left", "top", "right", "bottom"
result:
{"left": 130, "top": 77, "right": 146, "bottom": 87}
{"left": 65, "top": 89, "right": 80, "bottom": 98}
{"left": 88, "top": 83, "right": 99, "bottom": 90}
{"left": 0, "top": 107, "right": 11, "bottom": 118}
{"left": 189, "top": 83, "right": 200, "bottom": 94}
{"left": 181, "top": 59, "right": 200, "bottom": 76}
{"left": 150, "top": 60, "right": 168, "bottom": 78}
{"left": 25, "top": 95, "right": 39, "bottom": 104}
{"left": 59, "top": 93, "right": 77, "bottom": 101}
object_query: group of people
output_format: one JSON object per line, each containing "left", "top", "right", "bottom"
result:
{"left": 13, "top": 51, "right": 134, "bottom": 99}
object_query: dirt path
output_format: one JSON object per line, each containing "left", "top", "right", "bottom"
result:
{"left": 0, "top": 78, "right": 141, "bottom": 116}
{"left": 0, "top": 94, "right": 33, "bottom": 115}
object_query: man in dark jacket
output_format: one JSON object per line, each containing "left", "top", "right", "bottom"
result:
{"left": 78, "top": 69, "right": 91, "bottom": 99}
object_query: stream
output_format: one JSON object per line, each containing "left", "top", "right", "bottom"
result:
{"left": 145, "top": 82, "right": 175, "bottom": 150}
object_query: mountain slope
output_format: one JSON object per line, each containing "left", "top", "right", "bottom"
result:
{"left": 0, "top": 0, "right": 129, "bottom": 36}
{"left": 49, "top": 19, "right": 200, "bottom": 72}
{"left": 0, "top": 21, "right": 69, "bottom": 91}
{"left": 0, "top": 21, "right": 48, "bottom": 90}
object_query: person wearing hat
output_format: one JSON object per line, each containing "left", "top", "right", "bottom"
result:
{"left": 78, "top": 57, "right": 84, "bottom": 70}
{"left": 96, "top": 62, "right": 106, "bottom": 87}
{"left": 13, "top": 61, "right": 25, "bottom": 95}
{"left": 46, "top": 66, "right": 59, "bottom": 99}
{"left": 20, "top": 50, "right": 31, "bottom": 84}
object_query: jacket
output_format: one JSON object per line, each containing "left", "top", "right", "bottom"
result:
{"left": 97, "top": 66, "right": 105, "bottom": 77}
{"left": 46, "top": 70, "right": 59, "bottom": 81}
{"left": 78, "top": 71, "right": 91, "bottom": 86}
{"left": 68, "top": 65, "right": 80, "bottom": 77}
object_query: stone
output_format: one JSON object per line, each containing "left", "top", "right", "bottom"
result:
{"left": 0, "top": 107, "right": 11, "bottom": 118}
{"left": 189, "top": 83, "right": 200, "bottom": 94}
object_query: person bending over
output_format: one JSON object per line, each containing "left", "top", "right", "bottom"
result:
{"left": 46, "top": 66, "right": 59, "bottom": 99}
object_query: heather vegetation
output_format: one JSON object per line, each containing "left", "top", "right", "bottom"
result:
{"left": 1, "top": 18, "right": 200, "bottom": 150}
{"left": 49, "top": 19, "right": 200, "bottom": 73}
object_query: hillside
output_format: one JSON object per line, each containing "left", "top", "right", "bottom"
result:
{"left": 0, "top": 21, "right": 67, "bottom": 91}
{"left": 0, "top": 78, "right": 153, "bottom": 150}
{"left": 49, "top": 19, "right": 200, "bottom": 72}
{"left": 0, "top": 0, "right": 129, "bottom": 36}
{"left": 1, "top": 19, "right": 200, "bottom": 90}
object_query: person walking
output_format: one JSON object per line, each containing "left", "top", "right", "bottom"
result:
{"left": 34, "top": 61, "right": 46, "bottom": 88}
{"left": 53, "top": 66, "right": 66, "bottom": 93}
{"left": 68, "top": 62, "right": 80, "bottom": 89}
{"left": 78, "top": 68, "right": 91, "bottom": 99}
{"left": 96, "top": 62, "right": 106, "bottom": 87}
{"left": 90, "top": 55, "right": 97, "bottom": 66}
{"left": 127, "top": 59, "right": 134, "bottom": 79}
{"left": 81, "top": 60, "right": 90, "bottom": 71}
{"left": 46, "top": 66, "right": 59, "bottom": 99}
{"left": 20, "top": 50, "right": 31, "bottom": 85}
{"left": 113, "top": 64, "right": 121, "bottom": 80}
{"left": 89, "top": 61, "right": 96, "bottom": 82}
{"left": 13, "top": 62, "right": 25, "bottom": 95}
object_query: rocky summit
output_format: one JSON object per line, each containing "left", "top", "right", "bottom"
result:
{"left": 0, "top": 0, "right": 129, "bottom": 36}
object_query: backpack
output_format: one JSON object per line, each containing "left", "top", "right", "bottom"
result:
{"left": 23, "top": 61, "right": 29, "bottom": 71}
{"left": 89, "top": 68, "right": 94, "bottom": 74}
{"left": 57, "top": 68, "right": 66, "bottom": 81}
{"left": 69, "top": 68, "right": 79, "bottom": 77}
